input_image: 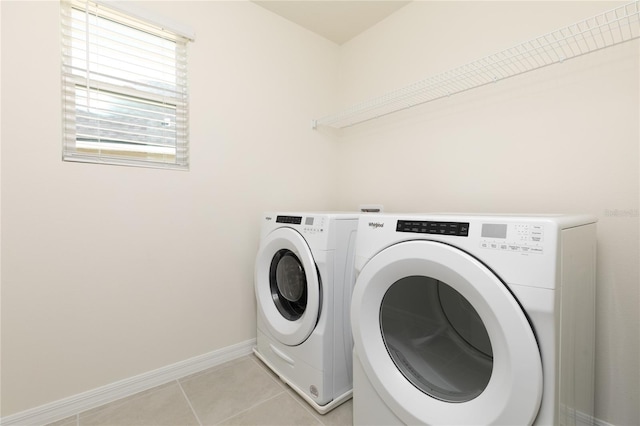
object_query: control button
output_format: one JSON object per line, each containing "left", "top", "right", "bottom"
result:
{"left": 529, "top": 246, "right": 544, "bottom": 254}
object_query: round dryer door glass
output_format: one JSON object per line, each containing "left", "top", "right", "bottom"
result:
{"left": 270, "top": 249, "right": 308, "bottom": 321}
{"left": 380, "top": 275, "right": 493, "bottom": 403}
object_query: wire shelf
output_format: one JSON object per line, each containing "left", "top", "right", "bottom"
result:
{"left": 312, "top": 1, "right": 640, "bottom": 129}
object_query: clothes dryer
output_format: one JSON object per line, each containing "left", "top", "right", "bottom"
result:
{"left": 254, "top": 212, "right": 358, "bottom": 413}
{"left": 351, "top": 214, "right": 596, "bottom": 425}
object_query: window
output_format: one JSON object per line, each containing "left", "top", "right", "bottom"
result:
{"left": 61, "top": 0, "right": 193, "bottom": 169}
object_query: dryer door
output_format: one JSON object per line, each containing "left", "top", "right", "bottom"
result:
{"left": 351, "top": 240, "right": 543, "bottom": 425}
{"left": 255, "top": 227, "right": 321, "bottom": 346}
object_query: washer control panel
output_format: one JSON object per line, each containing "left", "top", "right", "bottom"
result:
{"left": 480, "top": 223, "right": 544, "bottom": 254}
{"left": 276, "top": 215, "right": 325, "bottom": 234}
{"left": 276, "top": 215, "right": 302, "bottom": 225}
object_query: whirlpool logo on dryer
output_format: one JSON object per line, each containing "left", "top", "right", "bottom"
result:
{"left": 368, "top": 222, "right": 384, "bottom": 229}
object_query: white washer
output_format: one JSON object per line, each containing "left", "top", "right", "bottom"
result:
{"left": 254, "top": 212, "right": 358, "bottom": 413}
{"left": 351, "top": 213, "right": 596, "bottom": 426}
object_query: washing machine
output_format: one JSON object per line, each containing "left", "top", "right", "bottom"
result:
{"left": 351, "top": 213, "right": 596, "bottom": 425}
{"left": 254, "top": 212, "right": 358, "bottom": 413}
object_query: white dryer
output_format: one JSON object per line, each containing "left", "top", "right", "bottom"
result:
{"left": 351, "top": 214, "right": 596, "bottom": 425}
{"left": 254, "top": 212, "right": 358, "bottom": 413}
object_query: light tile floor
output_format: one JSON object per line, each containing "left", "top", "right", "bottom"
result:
{"left": 47, "top": 355, "right": 353, "bottom": 426}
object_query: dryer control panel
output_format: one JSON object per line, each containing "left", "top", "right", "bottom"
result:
{"left": 396, "top": 220, "right": 470, "bottom": 237}
{"left": 480, "top": 223, "right": 544, "bottom": 254}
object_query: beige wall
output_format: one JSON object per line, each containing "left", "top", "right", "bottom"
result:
{"left": 0, "top": 0, "right": 339, "bottom": 415}
{"left": 2, "top": 1, "right": 639, "bottom": 425}
{"left": 336, "top": 2, "right": 639, "bottom": 425}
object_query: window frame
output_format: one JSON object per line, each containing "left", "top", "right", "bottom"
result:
{"left": 61, "top": 0, "right": 193, "bottom": 170}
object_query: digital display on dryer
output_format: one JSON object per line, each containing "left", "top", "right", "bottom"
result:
{"left": 481, "top": 223, "right": 508, "bottom": 239}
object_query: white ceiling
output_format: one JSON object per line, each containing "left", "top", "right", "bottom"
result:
{"left": 253, "top": 1, "right": 411, "bottom": 45}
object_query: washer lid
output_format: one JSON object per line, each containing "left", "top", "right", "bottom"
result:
{"left": 351, "top": 240, "right": 543, "bottom": 425}
{"left": 255, "top": 227, "right": 321, "bottom": 346}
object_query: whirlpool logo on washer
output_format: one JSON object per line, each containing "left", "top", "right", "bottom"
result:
{"left": 368, "top": 222, "right": 384, "bottom": 229}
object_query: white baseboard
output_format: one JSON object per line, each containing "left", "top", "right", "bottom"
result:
{"left": 1, "top": 339, "right": 256, "bottom": 426}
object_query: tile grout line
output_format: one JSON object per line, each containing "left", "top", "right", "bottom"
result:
{"left": 212, "top": 390, "right": 288, "bottom": 425}
{"left": 284, "top": 388, "right": 326, "bottom": 426}
{"left": 250, "top": 354, "right": 341, "bottom": 425}
{"left": 249, "top": 355, "right": 328, "bottom": 425}
{"left": 176, "top": 379, "right": 203, "bottom": 426}
{"left": 212, "top": 357, "right": 289, "bottom": 424}
{"left": 248, "top": 356, "right": 289, "bottom": 390}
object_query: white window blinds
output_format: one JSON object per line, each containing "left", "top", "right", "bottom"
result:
{"left": 61, "top": 0, "right": 192, "bottom": 170}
